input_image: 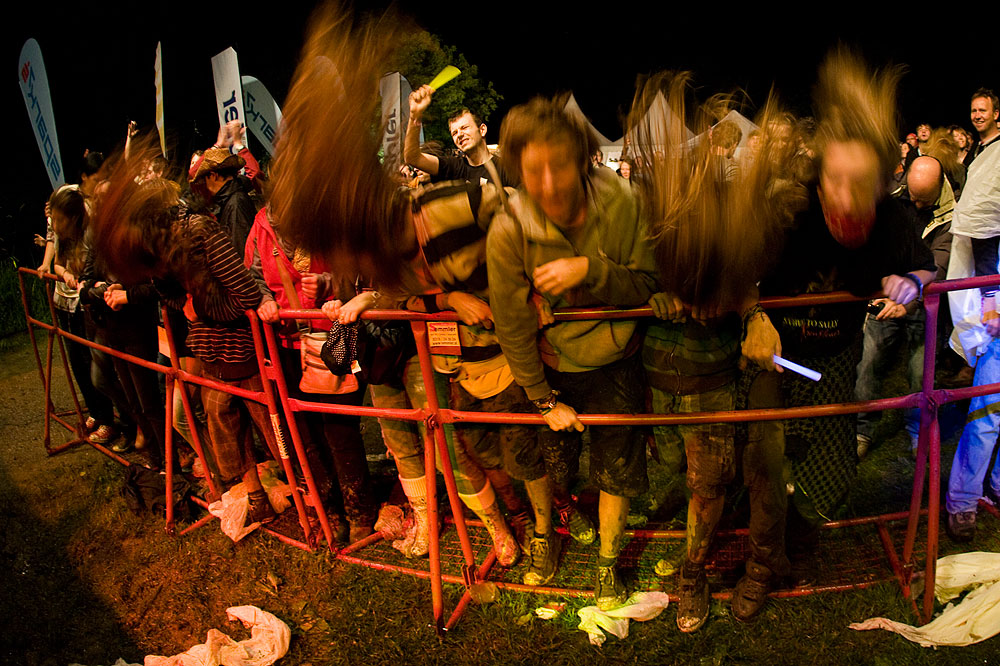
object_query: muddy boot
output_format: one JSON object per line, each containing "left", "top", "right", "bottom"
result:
{"left": 461, "top": 484, "right": 520, "bottom": 568}
{"left": 508, "top": 508, "right": 536, "bottom": 556}
{"left": 474, "top": 502, "right": 521, "bottom": 568}
{"left": 523, "top": 531, "right": 562, "bottom": 586}
{"left": 246, "top": 489, "right": 277, "bottom": 527}
{"left": 732, "top": 561, "right": 773, "bottom": 623}
{"left": 397, "top": 475, "right": 430, "bottom": 558}
{"left": 676, "top": 560, "right": 709, "bottom": 633}
{"left": 556, "top": 501, "right": 596, "bottom": 545}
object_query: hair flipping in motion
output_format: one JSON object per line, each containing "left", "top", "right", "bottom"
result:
{"left": 627, "top": 73, "right": 806, "bottom": 312}
{"left": 268, "top": 2, "right": 410, "bottom": 287}
{"left": 812, "top": 48, "right": 903, "bottom": 187}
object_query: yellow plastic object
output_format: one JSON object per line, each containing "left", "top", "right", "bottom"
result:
{"left": 428, "top": 65, "right": 461, "bottom": 91}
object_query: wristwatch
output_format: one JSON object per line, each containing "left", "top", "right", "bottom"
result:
{"left": 532, "top": 390, "right": 561, "bottom": 414}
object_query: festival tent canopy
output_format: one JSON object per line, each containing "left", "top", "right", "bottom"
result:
{"left": 563, "top": 93, "right": 624, "bottom": 160}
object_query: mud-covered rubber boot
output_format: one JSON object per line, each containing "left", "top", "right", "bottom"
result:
{"left": 461, "top": 484, "right": 521, "bottom": 567}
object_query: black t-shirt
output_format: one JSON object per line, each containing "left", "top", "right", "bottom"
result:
{"left": 434, "top": 154, "right": 512, "bottom": 187}
{"left": 760, "top": 191, "right": 937, "bottom": 357}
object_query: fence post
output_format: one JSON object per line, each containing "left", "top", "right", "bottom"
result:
{"left": 901, "top": 290, "right": 941, "bottom": 624}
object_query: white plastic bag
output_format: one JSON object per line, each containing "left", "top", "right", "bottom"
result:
{"left": 208, "top": 462, "right": 291, "bottom": 542}
{"left": 144, "top": 605, "right": 290, "bottom": 666}
{"left": 577, "top": 591, "right": 671, "bottom": 646}
{"left": 850, "top": 552, "right": 1000, "bottom": 647}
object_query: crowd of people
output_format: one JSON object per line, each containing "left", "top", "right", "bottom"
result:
{"left": 31, "top": 7, "right": 1000, "bottom": 634}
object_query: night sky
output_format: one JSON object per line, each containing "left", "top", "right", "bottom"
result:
{"left": 4, "top": 2, "right": 993, "bottom": 261}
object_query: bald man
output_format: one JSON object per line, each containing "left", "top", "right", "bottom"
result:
{"left": 855, "top": 155, "right": 953, "bottom": 458}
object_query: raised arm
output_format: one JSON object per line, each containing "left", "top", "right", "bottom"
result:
{"left": 403, "top": 85, "right": 440, "bottom": 176}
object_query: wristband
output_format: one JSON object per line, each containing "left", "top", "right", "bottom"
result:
{"left": 903, "top": 272, "right": 923, "bottom": 299}
{"left": 532, "top": 390, "right": 560, "bottom": 414}
{"left": 741, "top": 303, "right": 768, "bottom": 331}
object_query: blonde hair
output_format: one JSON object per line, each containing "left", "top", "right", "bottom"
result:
{"left": 923, "top": 127, "right": 963, "bottom": 186}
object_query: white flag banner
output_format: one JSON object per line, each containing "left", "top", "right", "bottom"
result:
{"left": 241, "top": 75, "right": 281, "bottom": 156}
{"left": 18, "top": 38, "right": 64, "bottom": 190}
{"left": 211, "top": 48, "right": 245, "bottom": 136}
{"left": 379, "top": 72, "right": 413, "bottom": 168}
{"left": 154, "top": 41, "right": 166, "bottom": 157}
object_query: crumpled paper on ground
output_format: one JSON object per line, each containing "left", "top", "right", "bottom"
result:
{"left": 144, "top": 605, "right": 291, "bottom": 666}
{"left": 577, "top": 591, "right": 671, "bottom": 646}
{"left": 208, "top": 462, "right": 291, "bottom": 542}
{"left": 850, "top": 551, "right": 1000, "bottom": 647}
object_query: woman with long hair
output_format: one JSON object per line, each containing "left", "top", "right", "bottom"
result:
{"left": 48, "top": 185, "right": 117, "bottom": 446}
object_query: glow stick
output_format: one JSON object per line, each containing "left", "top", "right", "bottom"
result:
{"left": 773, "top": 355, "right": 822, "bottom": 381}
{"left": 428, "top": 65, "right": 461, "bottom": 91}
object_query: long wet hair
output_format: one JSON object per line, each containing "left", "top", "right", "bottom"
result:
{"left": 268, "top": 2, "right": 410, "bottom": 287}
{"left": 627, "top": 73, "right": 807, "bottom": 311}
{"left": 49, "top": 185, "right": 88, "bottom": 276}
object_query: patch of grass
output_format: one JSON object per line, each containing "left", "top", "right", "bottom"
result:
{"left": 18, "top": 454, "right": 992, "bottom": 666}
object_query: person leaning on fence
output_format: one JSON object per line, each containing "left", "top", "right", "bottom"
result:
{"left": 486, "top": 96, "right": 659, "bottom": 611}
{"left": 79, "top": 185, "right": 167, "bottom": 471}
{"left": 267, "top": 24, "right": 560, "bottom": 567}
{"left": 389, "top": 178, "right": 558, "bottom": 573}
{"left": 246, "top": 204, "right": 377, "bottom": 543}
{"left": 45, "top": 185, "right": 118, "bottom": 447}
{"left": 310, "top": 182, "right": 554, "bottom": 569}
{"left": 739, "top": 52, "right": 936, "bottom": 622}
{"left": 854, "top": 156, "right": 954, "bottom": 460}
{"left": 626, "top": 72, "right": 806, "bottom": 632}
{"left": 90, "top": 150, "right": 283, "bottom": 530}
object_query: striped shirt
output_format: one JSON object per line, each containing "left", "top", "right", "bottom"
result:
{"left": 158, "top": 215, "right": 262, "bottom": 364}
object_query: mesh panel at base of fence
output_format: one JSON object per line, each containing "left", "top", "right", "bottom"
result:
{"left": 335, "top": 512, "right": 930, "bottom": 601}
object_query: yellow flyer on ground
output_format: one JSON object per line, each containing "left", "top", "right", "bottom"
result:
{"left": 428, "top": 321, "right": 461, "bottom": 354}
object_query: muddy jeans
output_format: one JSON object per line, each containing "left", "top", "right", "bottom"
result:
{"left": 450, "top": 379, "right": 545, "bottom": 482}
{"left": 743, "top": 370, "right": 792, "bottom": 578}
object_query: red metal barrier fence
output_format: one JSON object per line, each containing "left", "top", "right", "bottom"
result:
{"left": 18, "top": 266, "right": 1000, "bottom": 632}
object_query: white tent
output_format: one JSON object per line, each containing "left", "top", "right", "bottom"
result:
{"left": 619, "top": 90, "right": 697, "bottom": 161}
{"left": 562, "top": 93, "right": 624, "bottom": 162}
